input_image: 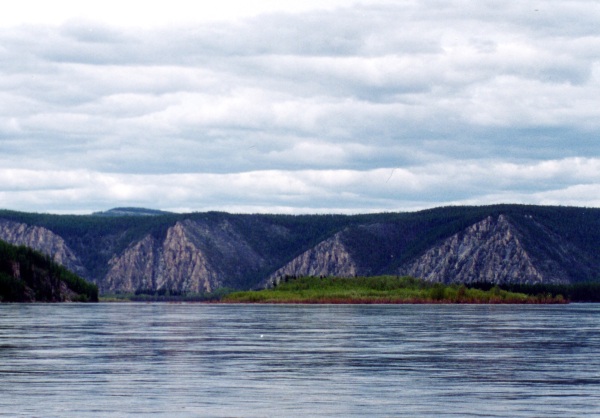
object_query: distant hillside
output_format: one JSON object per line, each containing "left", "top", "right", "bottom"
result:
{"left": 0, "top": 205, "right": 598, "bottom": 295}
{"left": 92, "top": 207, "right": 174, "bottom": 217}
{"left": 0, "top": 240, "right": 98, "bottom": 302}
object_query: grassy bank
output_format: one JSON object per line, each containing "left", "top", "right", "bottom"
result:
{"left": 223, "top": 276, "right": 567, "bottom": 304}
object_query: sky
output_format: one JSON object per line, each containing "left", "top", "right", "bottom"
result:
{"left": 1, "top": 0, "right": 599, "bottom": 214}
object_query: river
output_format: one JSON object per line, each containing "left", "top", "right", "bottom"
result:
{"left": 1, "top": 303, "right": 599, "bottom": 417}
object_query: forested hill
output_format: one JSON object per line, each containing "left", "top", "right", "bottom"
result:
{"left": 0, "top": 240, "right": 98, "bottom": 302}
{"left": 0, "top": 205, "right": 598, "bottom": 295}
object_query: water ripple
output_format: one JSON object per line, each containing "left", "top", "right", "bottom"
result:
{"left": 0, "top": 303, "right": 599, "bottom": 417}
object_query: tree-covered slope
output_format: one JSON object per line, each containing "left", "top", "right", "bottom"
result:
{"left": 0, "top": 240, "right": 98, "bottom": 302}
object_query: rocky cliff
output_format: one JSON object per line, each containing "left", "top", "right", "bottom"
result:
{"left": 267, "top": 232, "right": 358, "bottom": 286}
{"left": 0, "top": 220, "right": 86, "bottom": 277}
{"left": 102, "top": 219, "right": 266, "bottom": 293}
{"left": 399, "top": 215, "right": 548, "bottom": 284}
{"left": 0, "top": 205, "right": 598, "bottom": 294}
{"left": 102, "top": 222, "right": 222, "bottom": 294}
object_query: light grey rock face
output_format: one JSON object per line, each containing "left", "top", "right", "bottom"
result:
{"left": 103, "top": 219, "right": 265, "bottom": 293}
{"left": 0, "top": 220, "right": 86, "bottom": 277}
{"left": 267, "top": 232, "right": 357, "bottom": 286}
{"left": 103, "top": 234, "right": 162, "bottom": 293}
{"left": 400, "top": 215, "right": 563, "bottom": 285}
{"left": 159, "top": 222, "right": 219, "bottom": 293}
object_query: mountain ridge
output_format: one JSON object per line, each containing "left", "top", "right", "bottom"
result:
{"left": 0, "top": 205, "right": 598, "bottom": 294}
{"left": 92, "top": 207, "right": 174, "bottom": 217}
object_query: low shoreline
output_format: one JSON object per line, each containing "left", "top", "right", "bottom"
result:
{"left": 222, "top": 276, "right": 568, "bottom": 304}
{"left": 219, "top": 300, "right": 569, "bottom": 305}
{"left": 98, "top": 275, "right": 592, "bottom": 304}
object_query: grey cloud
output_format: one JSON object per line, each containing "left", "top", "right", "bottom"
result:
{"left": 59, "top": 19, "right": 128, "bottom": 44}
{"left": 2, "top": 157, "right": 598, "bottom": 214}
{"left": 1, "top": 1, "right": 599, "bottom": 213}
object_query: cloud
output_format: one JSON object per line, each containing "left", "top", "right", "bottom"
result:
{"left": 1, "top": 157, "right": 598, "bottom": 214}
{"left": 0, "top": 0, "right": 364, "bottom": 28}
{"left": 0, "top": 1, "right": 599, "bottom": 213}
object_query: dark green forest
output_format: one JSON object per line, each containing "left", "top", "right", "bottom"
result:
{"left": 470, "top": 281, "right": 600, "bottom": 302}
{"left": 0, "top": 240, "right": 98, "bottom": 302}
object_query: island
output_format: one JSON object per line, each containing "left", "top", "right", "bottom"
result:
{"left": 223, "top": 276, "right": 568, "bottom": 304}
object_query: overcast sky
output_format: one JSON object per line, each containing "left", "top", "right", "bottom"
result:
{"left": 1, "top": 0, "right": 599, "bottom": 214}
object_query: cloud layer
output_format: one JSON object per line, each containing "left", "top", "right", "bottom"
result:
{"left": 1, "top": 1, "right": 599, "bottom": 213}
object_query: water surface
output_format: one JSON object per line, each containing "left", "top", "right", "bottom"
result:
{"left": 1, "top": 303, "right": 599, "bottom": 417}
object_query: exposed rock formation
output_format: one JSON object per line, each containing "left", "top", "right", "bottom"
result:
{"left": 103, "top": 234, "right": 162, "bottom": 293}
{"left": 0, "top": 220, "right": 86, "bottom": 277}
{"left": 102, "top": 219, "right": 265, "bottom": 293}
{"left": 400, "top": 215, "right": 562, "bottom": 284}
{"left": 267, "top": 232, "right": 358, "bottom": 286}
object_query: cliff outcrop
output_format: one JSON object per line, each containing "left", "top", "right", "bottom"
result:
{"left": 267, "top": 232, "right": 358, "bottom": 286}
{"left": 102, "top": 219, "right": 266, "bottom": 293}
{"left": 399, "top": 215, "right": 549, "bottom": 284}
{"left": 0, "top": 220, "right": 86, "bottom": 277}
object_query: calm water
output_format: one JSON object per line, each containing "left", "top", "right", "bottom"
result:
{"left": 0, "top": 303, "right": 599, "bottom": 417}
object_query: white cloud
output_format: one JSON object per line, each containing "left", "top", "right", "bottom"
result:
{"left": 0, "top": 0, "right": 363, "bottom": 27}
{"left": 1, "top": 157, "right": 598, "bottom": 213}
{"left": 1, "top": 1, "right": 599, "bottom": 213}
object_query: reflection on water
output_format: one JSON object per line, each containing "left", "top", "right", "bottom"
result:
{"left": 1, "top": 303, "right": 599, "bottom": 417}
